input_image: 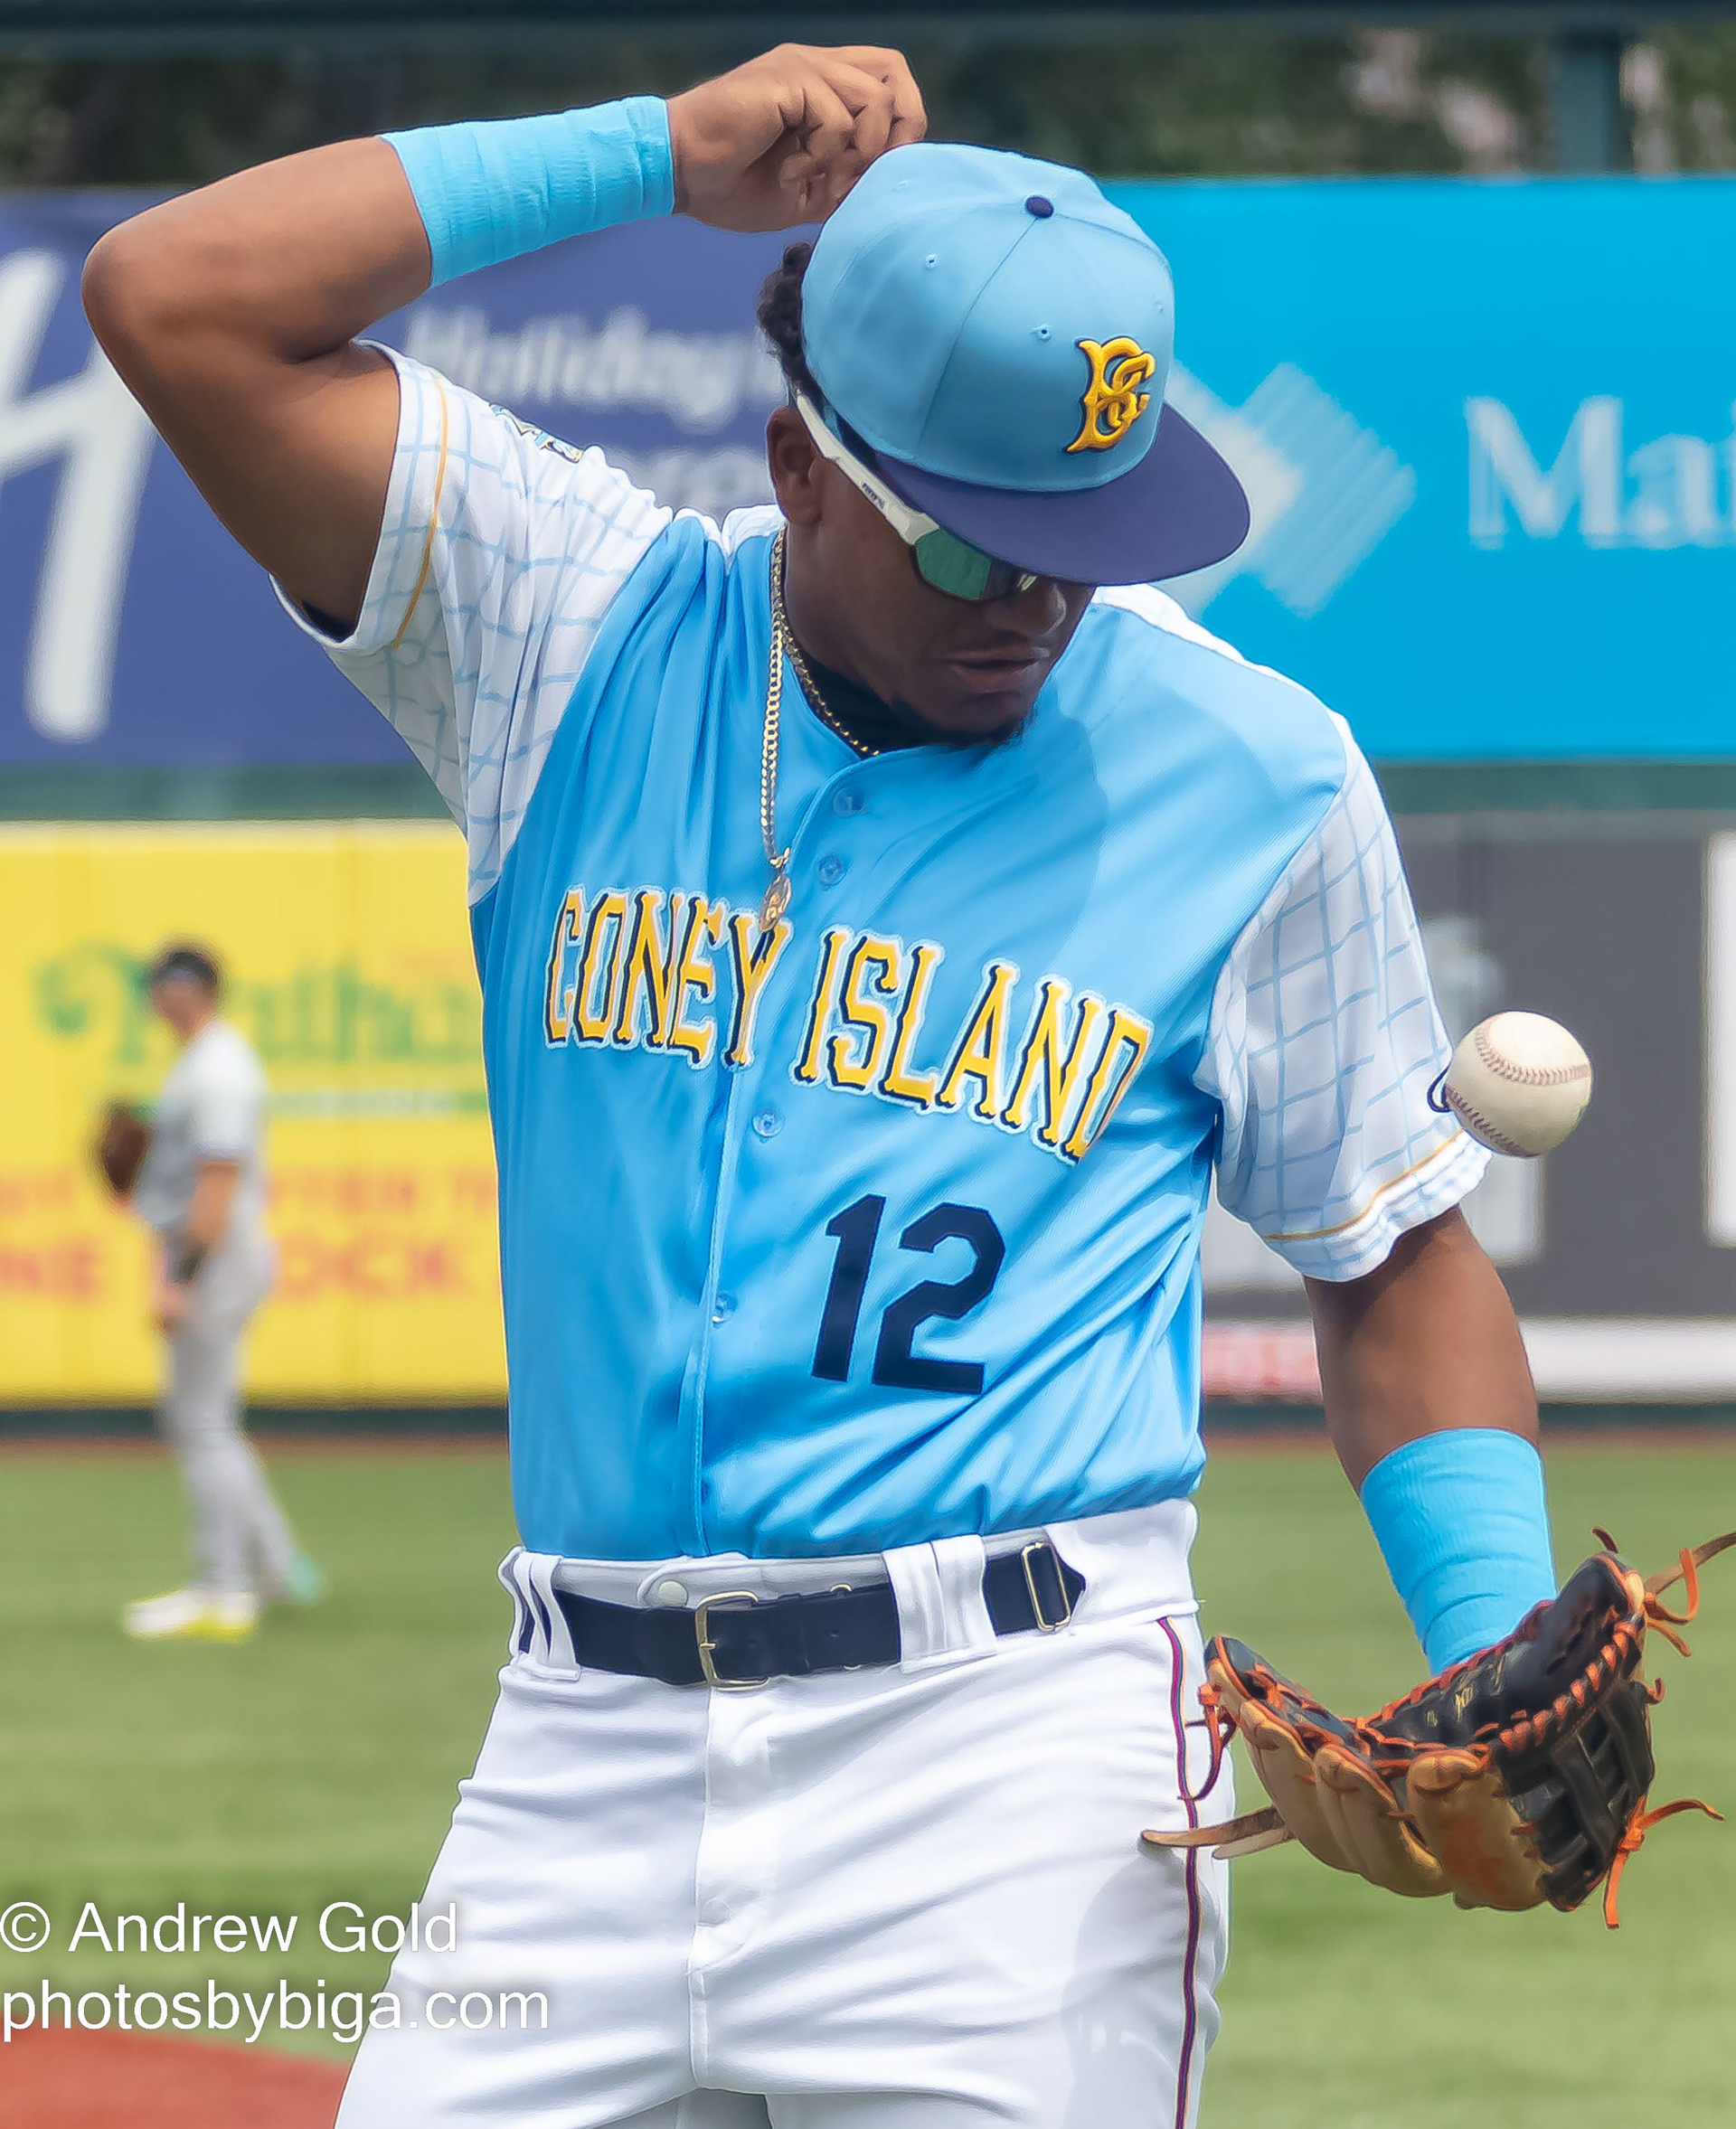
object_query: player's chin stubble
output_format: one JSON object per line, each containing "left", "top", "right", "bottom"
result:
{"left": 892, "top": 681, "right": 1042, "bottom": 749}
{"left": 901, "top": 702, "right": 1033, "bottom": 750}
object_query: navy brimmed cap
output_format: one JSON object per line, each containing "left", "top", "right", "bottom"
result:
{"left": 799, "top": 142, "right": 1249, "bottom": 587}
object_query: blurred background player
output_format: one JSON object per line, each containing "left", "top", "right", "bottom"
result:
{"left": 118, "top": 941, "right": 322, "bottom": 1643}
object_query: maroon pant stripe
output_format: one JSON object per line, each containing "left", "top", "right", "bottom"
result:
{"left": 1160, "top": 1616, "right": 1204, "bottom": 2129}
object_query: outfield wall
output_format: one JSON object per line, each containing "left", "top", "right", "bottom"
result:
{"left": 2, "top": 813, "right": 1734, "bottom": 1408}
{"left": 0, "top": 822, "right": 503, "bottom": 1403}
{"left": 5, "top": 180, "right": 1736, "bottom": 771}
{"left": 1204, "top": 810, "right": 1736, "bottom": 1400}
{"left": 4, "top": 181, "right": 1735, "bottom": 1405}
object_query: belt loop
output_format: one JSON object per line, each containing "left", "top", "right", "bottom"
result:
{"left": 933, "top": 1534, "right": 995, "bottom": 1650}
{"left": 884, "top": 1541, "right": 945, "bottom": 1666}
{"left": 887, "top": 1535, "right": 993, "bottom": 1670}
{"left": 498, "top": 1549, "right": 578, "bottom": 1671}
{"left": 497, "top": 1548, "right": 535, "bottom": 1660}
{"left": 526, "top": 1553, "right": 579, "bottom": 1672}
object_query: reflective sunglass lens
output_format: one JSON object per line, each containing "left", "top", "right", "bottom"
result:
{"left": 913, "top": 538, "right": 991, "bottom": 601}
{"left": 913, "top": 532, "right": 1036, "bottom": 604}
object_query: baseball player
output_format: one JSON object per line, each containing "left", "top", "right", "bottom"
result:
{"left": 86, "top": 46, "right": 1557, "bottom": 2122}
{"left": 121, "top": 944, "right": 319, "bottom": 1643}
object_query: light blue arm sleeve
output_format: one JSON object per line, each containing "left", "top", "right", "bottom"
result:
{"left": 385, "top": 96, "right": 674, "bottom": 287}
{"left": 1359, "top": 1427, "right": 1557, "bottom": 1672}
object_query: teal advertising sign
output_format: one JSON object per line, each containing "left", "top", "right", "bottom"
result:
{"left": 0, "top": 177, "right": 1731, "bottom": 765}
{"left": 1109, "top": 175, "right": 1736, "bottom": 758}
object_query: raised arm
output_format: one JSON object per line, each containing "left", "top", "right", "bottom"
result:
{"left": 80, "top": 46, "right": 925, "bottom": 633}
{"left": 81, "top": 138, "right": 420, "bottom": 628}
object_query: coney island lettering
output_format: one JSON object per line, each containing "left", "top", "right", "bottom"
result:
{"left": 542, "top": 886, "right": 1153, "bottom": 1165}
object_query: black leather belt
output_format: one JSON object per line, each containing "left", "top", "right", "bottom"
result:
{"left": 552, "top": 1540, "right": 1085, "bottom": 1689}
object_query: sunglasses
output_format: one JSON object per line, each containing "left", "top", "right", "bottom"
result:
{"left": 794, "top": 391, "right": 1043, "bottom": 605}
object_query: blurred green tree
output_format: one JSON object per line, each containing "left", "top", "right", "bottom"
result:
{"left": 4, "top": 25, "right": 1736, "bottom": 186}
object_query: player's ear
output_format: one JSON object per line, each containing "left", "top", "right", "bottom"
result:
{"left": 766, "top": 405, "right": 823, "bottom": 528}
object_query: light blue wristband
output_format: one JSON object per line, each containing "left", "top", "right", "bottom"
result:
{"left": 1358, "top": 1428, "right": 1556, "bottom": 1672}
{"left": 384, "top": 96, "right": 674, "bottom": 288}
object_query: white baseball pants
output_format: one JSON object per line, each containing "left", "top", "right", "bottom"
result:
{"left": 335, "top": 1501, "right": 1231, "bottom": 2128}
{"left": 157, "top": 1239, "right": 300, "bottom": 1598}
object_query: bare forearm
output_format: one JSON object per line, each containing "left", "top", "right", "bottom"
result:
{"left": 1307, "top": 1207, "right": 1536, "bottom": 1490}
{"left": 1307, "top": 1208, "right": 1552, "bottom": 1664}
{"left": 180, "top": 1163, "right": 241, "bottom": 1256}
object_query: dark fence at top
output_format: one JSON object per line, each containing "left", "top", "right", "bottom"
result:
{"left": 4, "top": 0, "right": 1730, "bottom": 41}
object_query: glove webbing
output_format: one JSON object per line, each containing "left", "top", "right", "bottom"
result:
{"left": 1147, "top": 1528, "right": 1736, "bottom": 1924}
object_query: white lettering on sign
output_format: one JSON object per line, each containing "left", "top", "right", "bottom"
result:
{"left": 402, "top": 304, "right": 783, "bottom": 436}
{"left": 0, "top": 249, "right": 155, "bottom": 742}
{"left": 1467, "top": 396, "right": 1736, "bottom": 551}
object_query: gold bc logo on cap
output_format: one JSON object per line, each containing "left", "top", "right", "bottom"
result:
{"left": 1067, "top": 336, "right": 1157, "bottom": 453}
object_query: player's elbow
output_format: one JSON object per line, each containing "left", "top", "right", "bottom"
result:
{"left": 84, "top": 218, "right": 169, "bottom": 373}
{"left": 83, "top": 209, "right": 223, "bottom": 388}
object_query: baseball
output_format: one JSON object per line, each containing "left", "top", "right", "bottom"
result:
{"left": 1438, "top": 1012, "right": 1592, "bottom": 1158}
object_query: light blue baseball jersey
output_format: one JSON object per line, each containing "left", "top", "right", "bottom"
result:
{"left": 284, "top": 351, "right": 1486, "bottom": 1561}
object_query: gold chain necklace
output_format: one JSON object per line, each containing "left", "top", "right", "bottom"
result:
{"left": 760, "top": 527, "right": 882, "bottom": 928}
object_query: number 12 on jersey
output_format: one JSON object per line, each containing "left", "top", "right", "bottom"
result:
{"left": 812, "top": 1195, "right": 1006, "bottom": 1394}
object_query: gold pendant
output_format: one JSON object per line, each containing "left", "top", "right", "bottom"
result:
{"left": 760, "top": 871, "right": 791, "bottom": 929}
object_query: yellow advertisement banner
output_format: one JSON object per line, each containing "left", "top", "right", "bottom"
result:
{"left": 0, "top": 822, "right": 505, "bottom": 1403}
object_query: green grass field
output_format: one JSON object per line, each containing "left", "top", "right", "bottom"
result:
{"left": 2, "top": 1437, "right": 1733, "bottom": 2123}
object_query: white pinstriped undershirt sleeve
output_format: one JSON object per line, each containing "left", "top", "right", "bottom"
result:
{"left": 276, "top": 347, "right": 672, "bottom": 901}
{"left": 1196, "top": 718, "right": 1488, "bottom": 1281}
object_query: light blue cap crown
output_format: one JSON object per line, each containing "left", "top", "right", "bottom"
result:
{"left": 800, "top": 141, "right": 1176, "bottom": 495}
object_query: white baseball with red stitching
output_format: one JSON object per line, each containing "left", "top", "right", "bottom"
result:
{"left": 1441, "top": 1012, "right": 1593, "bottom": 1158}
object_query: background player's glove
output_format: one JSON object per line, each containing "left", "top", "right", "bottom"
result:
{"left": 94, "top": 1101, "right": 151, "bottom": 1198}
{"left": 1146, "top": 1529, "right": 1736, "bottom": 1926}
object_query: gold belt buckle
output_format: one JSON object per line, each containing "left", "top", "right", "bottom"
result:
{"left": 1020, "top": 1540, "right": 1074, "bottom": 1633}
{"left": 694, "top": 1590, "right": 764, "bottom": 1690}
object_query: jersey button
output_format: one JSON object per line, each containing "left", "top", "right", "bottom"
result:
{"left": 712, "top": 1294, "right": 737, "bottom": 1324}
{"left": 816, "top": 854, "right": 846, "bottom": 889}
{"left": 832, "top": 787, "right": 864, "bottom": 817}
{"left": 751, "top": 1107, "right": 784, "bottom": 1139}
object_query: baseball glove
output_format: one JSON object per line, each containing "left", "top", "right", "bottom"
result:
{"left": 1146, "top": 1528, "right": 1736, "bottom": 1926}
{"left": 94, "top": 1101, "right": 151, "bottom": 1197}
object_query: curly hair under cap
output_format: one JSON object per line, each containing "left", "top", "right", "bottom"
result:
{"left": 756, "top": 240, "right": 821, "bottom": 405}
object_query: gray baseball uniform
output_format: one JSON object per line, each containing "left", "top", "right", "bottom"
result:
{"left": 134, "top": 1017, "right": 299, "bottom": 1599}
